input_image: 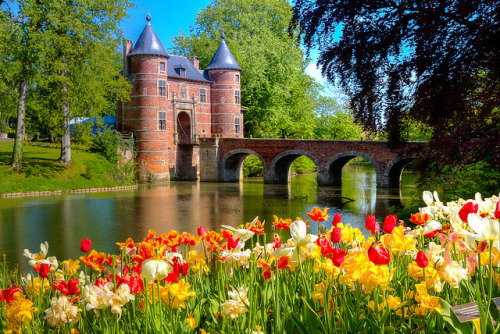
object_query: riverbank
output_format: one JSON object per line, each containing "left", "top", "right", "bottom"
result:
{"left": 0, "top": 141, "right": 136, "bottom": 195}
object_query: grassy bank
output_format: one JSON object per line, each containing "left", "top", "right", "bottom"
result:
{"left": 0, "top": 141, "right": 136, "bottom": 194}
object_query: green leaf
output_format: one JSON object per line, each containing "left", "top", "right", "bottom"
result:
{"left": 439, "top": 298, "right": 473, "bottom": 334}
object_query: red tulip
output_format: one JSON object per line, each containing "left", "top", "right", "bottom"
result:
{"left": 273, "top": 234, "right": 282, "bottom": 249}
{"left": 332, "top": 213, "right": 342, "bottom": 227}
{"left": 495, "top": 201, "right": 499, "bottom": 219}
{"left": 197, "top": 226, "right": 208, "bottom": 236}
{"left": 331, "top": 227, "right": 341, "bottom": 243}
{"left": 365, "top": 215, "right": 376, "bottom": 230}
{"left": 368, "top": 243, "right": 390, "bottom": 265}
{"left": 316, "top": 236, "right": 334, "bottom": 256}
{"left": 1, "top": 286, "right": 22, "bottom": 305}
{"left": 366, "top": 215, "right": 380, "bottom": 235}
{"left": 383, "top": 215, "right": 397, "bottom": 234}
{"left": 226, "top": 235, "right": 240, "bottom": 250}
{"left": 458, "top": 201, "right": 478, "bottom": 223}
{"left": 35, "top": 263, "right": 52, "bottom": 278}
{"left": 416, "top": 251, "right": 428, "bottom": 268}
{"left": 329, "top": 248, "right": 346, "bottom": 267}
{"left": 80, "top": 238, "right": 92, "bottom": 253}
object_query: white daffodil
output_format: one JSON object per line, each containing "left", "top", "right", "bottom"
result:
{"left": 24, "top": 241, "right": 58, "bottom": 270}
{"left": 423, "top": 191, "right": 442, "bottom": 207}
{"left": 271, "top": 220, "right": 318, "bottom": 264}
{"left": 290, "top": 219, "right": 318, "bottom": 247}
{"left": 408, "top": 220, "right": 442, "bottom": 237}
{"left": 468, "top": 213, "right": 500, "bottom": 242}
{"left": 141, "top": 258, "right": 172, "bottom": 283}
{"left": 221, "top": 217, "right": 259, "bottom": 242}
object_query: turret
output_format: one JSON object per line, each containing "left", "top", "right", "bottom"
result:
{"left": 121, "top": 14, "right": 171, "bottom": 181}
{"left": 206, "top": 33, "right": 243, "bottom": 138}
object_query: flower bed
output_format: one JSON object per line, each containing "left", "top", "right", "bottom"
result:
{"left": 0, "top": 191, "right": 499, "bottom": 333}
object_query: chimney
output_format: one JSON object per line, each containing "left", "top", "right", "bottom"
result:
{"left": 123, "top": 39, "right": 133, "bottom": 77}
{"left": 190, "top": 56, "right": 199, "bottom": 70}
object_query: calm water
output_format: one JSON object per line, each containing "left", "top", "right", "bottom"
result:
{"left": 0, "top": 165, "right": 416, "bottom": 272}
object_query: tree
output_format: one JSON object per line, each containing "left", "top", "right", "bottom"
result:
{"left": 293, "top": 1, "right": 500, "bottom": 166}
{"left": 313, "top": 96, "right": 362, "bottom": 140}
{"left": 171, "top": 0, "right": 319, "bottom": 139}
{"left": 1, "top": 0, "right": 132, "bottom": 168}
{"left": 36, "top": 0, "right": 132, "bottom": 164}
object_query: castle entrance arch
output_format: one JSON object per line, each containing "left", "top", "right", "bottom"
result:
{"left": 177, "top": 111, "right": 191, "bottom": 144}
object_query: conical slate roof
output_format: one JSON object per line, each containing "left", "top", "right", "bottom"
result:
{"left": 205, "top": 32, "right": 241, "bottom": 71}
{"left": 128, "top": 14, "right": 168, "bottom": 57}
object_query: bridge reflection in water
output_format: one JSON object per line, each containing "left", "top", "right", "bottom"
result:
{"left": 0, "top": 165, "right": 416, "bottom": 272}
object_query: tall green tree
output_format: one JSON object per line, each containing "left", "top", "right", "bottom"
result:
{"left": 36, "top": 0, "right": 132, "bottom": 164}
{"left": 293, "top": 0, "right": 500, "bottom": 167}
{"left": 1, "top": 0, "right": 132, "bottom": 169}
{"left": 171, "top": 0, "right": 318, "bottom": 139}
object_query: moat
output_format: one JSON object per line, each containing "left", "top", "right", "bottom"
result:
{"left": 0, "top": 165, "right": 417, "bottom": 272}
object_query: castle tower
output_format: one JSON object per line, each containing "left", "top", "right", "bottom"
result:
{"left": 206, "top": 33, "right": 243, "bottom": 138}
{"left": 121, "top": 14, "right": 171, "bottom": 182}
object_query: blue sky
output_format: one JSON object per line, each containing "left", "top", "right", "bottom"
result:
{"left": 120, "top": 0, "right": 341, "bottom": 98}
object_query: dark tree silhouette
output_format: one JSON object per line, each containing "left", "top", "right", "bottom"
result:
{"left": 293, "top": 0, "right": 499, "bottom": 165}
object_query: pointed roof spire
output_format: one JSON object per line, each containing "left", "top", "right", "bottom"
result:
{"left": 128, "top": 13, "right": 168, "bottom": 57}
{"left": 206, "top": 32, "right": 241, "bottom": 71}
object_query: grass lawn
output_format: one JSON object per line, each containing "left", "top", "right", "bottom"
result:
{"left": 0, "top": 141, "right": 135, "bottom": 194}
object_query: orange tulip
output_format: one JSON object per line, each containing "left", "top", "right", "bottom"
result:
{"left": 306, "top": 207, "right": 329, "bottom": 222}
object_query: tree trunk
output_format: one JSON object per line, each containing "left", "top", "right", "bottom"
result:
{"left": 60, "top": 60, "right": 71, "bottom": 164}
{"left": 11, "top": 78, "right": 29, "bottom": 171}
{"left": 60, "top": 82, "right": 71, "bottom": 164}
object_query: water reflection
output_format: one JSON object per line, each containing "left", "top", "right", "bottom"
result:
{"left": 0, "top": 165, "right": 416, "bottom": 272}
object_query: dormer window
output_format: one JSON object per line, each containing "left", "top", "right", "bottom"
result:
{"left": 179, "top": 68, "right": 186, "bottom": 77}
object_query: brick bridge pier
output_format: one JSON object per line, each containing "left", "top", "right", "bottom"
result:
{"left": 197, "top": 138, "right": 425, "bottom": 188}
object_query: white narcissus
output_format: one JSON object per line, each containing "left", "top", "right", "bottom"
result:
{"left": 23, "top": 241, "right": 59, "bottom": 270}
{"left": 271, "top": 220, "right": 318, "bottom": 263}
{"left": 221, "top": 217, "right": 259, "bottom": 242}
{"left": 408, "top": 220, "right": 442, "bottom": 237}
{"left": 468, "top": 213, "right": 500, "bottom": 242}
{"left": 141, "top": 258, "right": 172, "bottom": 283}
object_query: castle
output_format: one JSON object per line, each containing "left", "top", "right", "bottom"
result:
{"left": 117, "top": 14, "right": 243, "bottom": 182}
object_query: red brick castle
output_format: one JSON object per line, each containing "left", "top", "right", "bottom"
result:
{"left": 117, "top": 14, "right": 243, "bottom": 182}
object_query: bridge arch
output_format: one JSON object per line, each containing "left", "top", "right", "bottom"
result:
{"left": 267, "top": 150, "right": 319, "bottom": 184}
{"left": 219, "top": 149, "right": 266, "bottom": 182}
{"left": 319, "top": 151, "right": 380, "bottom": 186}
{"left": 383, "top": 156, "right": 417, "bottom": 188}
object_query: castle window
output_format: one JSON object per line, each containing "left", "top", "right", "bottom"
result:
{"left": 159, "top": 62, "right": 165, "bottom": 72}
{"left": 235, "top": 90, "right": 240, "bottom": 104}
{"left": 200, "top": 89, "right": 207, "bottom": 103}
{"left": 235, "top": 74, "right": 240, "bottom": 83}
{"left": 159, "top": 80, "right": 166, "bottom": 96}
{"left": 179, "top": 68, "right": 186, "bottom": 77}
{"left": 235, "top": 118, "right": 240, "bottom": 134}
{"left": 159, "top": 112, "right": 166, "bottom": 130}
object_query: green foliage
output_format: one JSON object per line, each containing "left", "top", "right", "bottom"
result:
{"left": 313, "top": 96, "right": 362, "bottom": 140}
{"left": 242, "top": 155, "right": 263, "bottom": 177}
{"left": 291, "top": 156, "right": 316, "bottom": 174}
{"left": 171, "top": 0, "right": 318, "bottom": 139}
{"left": 91, "top": 128, "right": 120, "bottom": 164}
{"left": 0, "top": 0, "right": 132, "bottom": 168}
{"left": 421, "top": 160, "right": 500, "bottom": 201}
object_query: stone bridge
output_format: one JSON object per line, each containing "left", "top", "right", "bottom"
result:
{"left": 197, "top": 138, "right": 425, "bottom": 188}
